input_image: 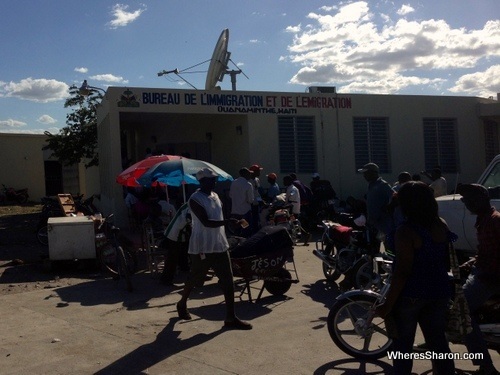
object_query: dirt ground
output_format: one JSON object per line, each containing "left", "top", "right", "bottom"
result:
{"left": 0, "top": 203, "right": 103, "bottom": 295}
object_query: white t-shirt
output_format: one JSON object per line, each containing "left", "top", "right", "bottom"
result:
{"left": 285, "top": 184, "right": 301, "bottom": 214}
{"left": 430, "top": 177, "right": 447, "bottom": 197}
{"left": 158, "top": 200, "right": 177, "bottom": 225}
{"left": 229, "top": 177, "right": 254, "bottom": 215}
{"left": 188, "top": 190, "right": 229, "bottom": 254}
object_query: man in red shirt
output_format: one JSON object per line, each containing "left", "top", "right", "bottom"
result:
{"left": 457, "top": 183, "right": 500, "bottom": 375}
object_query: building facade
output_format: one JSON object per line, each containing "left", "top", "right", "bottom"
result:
{"left": 96, "top": 87, "right": 500, "bottom": 227}
{"left": 0, "top": 133, "right": 99, "bottom": 203}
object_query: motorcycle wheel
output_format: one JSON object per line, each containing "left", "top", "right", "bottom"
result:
{"left": 352, "top": 258, "right": 375, "bottom": 290}
{"left": 322, "top": 244, "right": 342, "bottom": 281}
{"left": 263, "top": 268, "right": 292, "bottom": 296}
{"left": 327, "top": 294, "right": 393, "bottom": 359}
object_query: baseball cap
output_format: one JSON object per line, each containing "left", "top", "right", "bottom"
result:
{"left": 357, "top": 163, "right": 379, "bottom": 173}
{"left": 196, "top": 168, "right": 218, "bottom": 181}
{"left": 456, "top": 183, "right": 489, "bottom": 199}
{"left": 249, "top": 164, "right": 263, "bottom": 172}
{"left": 267, "top": 172, "right": 277, "bottom": 180}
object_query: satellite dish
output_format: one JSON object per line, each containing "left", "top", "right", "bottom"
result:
{"left": 205, "top": 29, "right": 230, "bottom": 90}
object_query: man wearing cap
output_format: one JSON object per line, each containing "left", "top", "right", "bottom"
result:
{"left": 358, "top": 163, "right": 395, "bottom": 244}
{"left": 249, "top": 164, "right": 264, "bottom": 233}
{"left": 265, "top": 172, "right": 280, "bottom": 203}
{"left": 259, "top": 172, "right": 280, "bottom": 226}
{"left": 457, "top": 183, "right": 500, "bottom": 375}
{"left": 229, "top": 167, "right": 254, "bottom": 237}
{"left": 176, "top": 168, "right": 252, "bottom": 330}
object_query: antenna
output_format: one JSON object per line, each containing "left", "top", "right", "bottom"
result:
{"left": 157, "top": 69, "right": 179, "bottom": 76}
{"left": 157, "top": 68, "right": 198, "bottom": 90}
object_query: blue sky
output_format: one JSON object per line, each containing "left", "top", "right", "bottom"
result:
{"left": 1, "top": 0, "right": 499, "bottom": 134}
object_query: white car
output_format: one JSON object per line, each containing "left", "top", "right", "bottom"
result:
{"left": 437, "top": 154, "right": 500, "bottom": 260}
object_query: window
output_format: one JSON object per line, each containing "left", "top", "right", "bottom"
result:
{"left": 278, "top": 116, "right": 316, "bottom": 174}
{"left": 484, "top": 120, "right": 499, "bottom": 165}
{"left": 423, "top": 118, "right": 459, "bottom": 173}
{"left": 353, "top": 117, "right": 391, "bottom": 173}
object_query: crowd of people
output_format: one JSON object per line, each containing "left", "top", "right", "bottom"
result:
{"left": 122, "top": 159, "right": 498, "bottom": 372}
{"left": 356, "top": 162, "right": 498, "bottom": 375}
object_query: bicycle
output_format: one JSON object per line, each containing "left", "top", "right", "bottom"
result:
{"left": 95, "top": 214, "right": 134, "bottom": 292}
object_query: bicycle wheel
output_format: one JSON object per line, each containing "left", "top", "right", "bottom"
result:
{"left": 36, "top": 224, "right": 49, "bottom": 246}
{"left": 327, "top": 294, "right": 392, "bottom": 359}
{"left": 99, "top": 242, "right": 119, "bottom": 275}
{"left": 117, "top": 246, "right": 133, "bottom": 292}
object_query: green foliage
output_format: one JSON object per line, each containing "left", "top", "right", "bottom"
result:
{"left": 43, "top": 86, "right": 102, "bottom": 168}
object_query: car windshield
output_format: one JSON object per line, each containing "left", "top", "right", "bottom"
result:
{"left": 483, "top": 162, "right": 500, "bottom": 189}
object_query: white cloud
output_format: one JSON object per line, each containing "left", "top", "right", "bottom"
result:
{"left": 89, "top": 74, "right": 128, "bottom": 84}
{"left": 449, "top": 65, "right": 500, "bottom": 98}
{"left": 320, "top": 6, "right": 338, "bottom": 12}
{"left": 107, "top": 3, "right": 146, "bottom": 29}
{"left": 397, "top": 4, "right": 415, "bottom": 16}
{"left": 0, "top": 119, "right": 27, "bottom": 130}
{"left": 0, "top": 127, "right": 57, "bottom": 135}
{"left": 37, "top": 115, "right": 57, "bottom": 124}
{"left": 286, "top": 25, "right": 301, "bottom": 33}
{"left": 0, "top": 78, "right": 69, "bottom": 103}
{"left": 74, "top": 67, "right": 88, "bottom": 74}
{"left": 284, "top": 1, "right": 500, "bottom": 95}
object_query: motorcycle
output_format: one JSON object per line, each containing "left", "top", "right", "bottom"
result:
{"left": 313, "top": 214, "right": 382, "bottom": 290}
{"left": 261, "top": 200, "right": 303, "bottom": 244}
{"left": 0, "top": 184, "right": 29, "bottom": 204}
{"left": 326, "top": 256, "right": 500, "bottom": 360}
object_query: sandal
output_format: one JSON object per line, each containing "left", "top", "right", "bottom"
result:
{"left": 176, "top": 302, "right": 192, "bottom": 320}
{"left": 224, "top": 318, "right": 253, "bottom": 330}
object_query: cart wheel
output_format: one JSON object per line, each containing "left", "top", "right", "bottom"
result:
{"left": 264, "top": 268, "right": 292, "bottom": 296}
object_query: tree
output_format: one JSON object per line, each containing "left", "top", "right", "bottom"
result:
{"left": 43, "top": 86, "right": 102, "bottom": 168}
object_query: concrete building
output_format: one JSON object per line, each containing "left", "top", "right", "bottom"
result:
{"left": 96, "top": 87, "right": 500, "bottom": 228}
{"left": 0, "top": 133, "right": 99, "bottom": 203}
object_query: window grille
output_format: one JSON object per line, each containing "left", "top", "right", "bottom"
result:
{"left": 278, "top": 116, "right": 316, "bottom": 173}
{"left": 353, "top": 117, "right": 391, "bottom": 173}
{"left": 423, "top": 118, "right": 459, "bottom": 173}
{"left": 484, "top": 120, "right": 499, "bottom": 165}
